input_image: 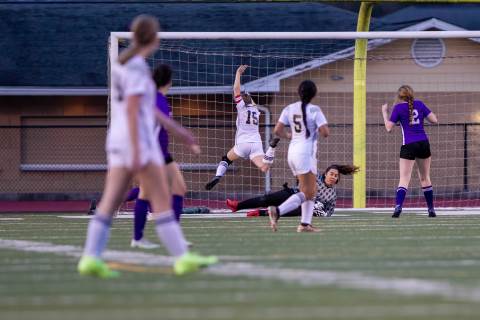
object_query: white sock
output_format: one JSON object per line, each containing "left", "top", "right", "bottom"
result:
{"left": 278, "top": 192, "right": 306, "bottom": 216}
{"left": 154, "top": 210, "right": 188, "bottom": 257}
{"left": 83, "top": 213, "right": 112, "bottom": 258}
{"left": 215, "top": 160, "right": 229, "bottom": 177}
{"left": 301, "top": 200, "right": 314, "bottom": 225}
{"left": 263, "top": 146, "right": 275, "bottom": 164}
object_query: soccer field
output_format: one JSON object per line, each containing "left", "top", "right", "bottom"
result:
{"left": 1, "top": 212, "right": 480, "bottom": 320}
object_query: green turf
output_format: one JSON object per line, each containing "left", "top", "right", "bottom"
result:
{"left": 1, "top": 212, "right": 480, "bottom": 320}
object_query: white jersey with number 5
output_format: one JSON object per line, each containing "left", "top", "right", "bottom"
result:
{"left": 234, "top": 95, "right": 262, "bottom": 144}
{"left": 278, "top": 101, "right": 327, "bottom": 156}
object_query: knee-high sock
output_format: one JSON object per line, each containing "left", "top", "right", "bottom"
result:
{"left": 300, "top": 200, "right": 315, "bottom": 225}
{"left": 278, "top": 192, "right": 306, "bottom": 216}
{"left": 395, "top": 187, "right": 407, "bottom": 208}
{"left": 133, "top": 199, "right": 149, "bottom": 241}
{"left": 125, "top": 187, "right": 140, "bottom": 202}
{"left": 172, "top": 195, "right": 184, "bottom": 222}
{"left": 215, "top": 155, "right": 232, "bottom": 177}
{"left": 422, "top": 185, "right": 434, "bottom": 210}
{"left": 83, "top": 213, "right": 112, "bottom": 258}
{"left": 154, "top": 210, "right": 188, "bottom": 257}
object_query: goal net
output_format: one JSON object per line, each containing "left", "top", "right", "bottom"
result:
{"left": 109, "top": 31, "right": 480, "bottom": 210}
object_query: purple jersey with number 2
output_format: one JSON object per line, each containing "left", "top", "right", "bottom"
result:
{"left": 389, "top": 100, "right": 431, "bottom": 145}
{"left": 156, "top": 92, "right": 172, "bottom": 158}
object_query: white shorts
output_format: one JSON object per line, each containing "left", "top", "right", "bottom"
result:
{"left": 287, "top": 153, "right": 317, "bottom": 176}
{"left": 107, "top": 143, "right": 164, "bottom": 169}
{"left": 233, "top": 142, "right": 264, "bottom": 160}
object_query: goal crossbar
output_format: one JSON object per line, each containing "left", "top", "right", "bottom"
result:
{"left": 111, "top": 31, "right": 480, "bottom": 40}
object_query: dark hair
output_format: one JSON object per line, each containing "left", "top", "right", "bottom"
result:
{"left": 298, "top": 80, "right": 317, "bottom": 138}
{"left": 119, "top": 15, "right": 159, "bottom": 65}
{"left": 323, "top": 164, "right": 360, "bottom": 184}
{"left": 153, "top": 64, "right": 173, "bottom": 88}
{"left": 241, "top": 92, "right": 253, "bottom": 105}
{"left": 397, "top": 85, "right": 415, "bottom": 126}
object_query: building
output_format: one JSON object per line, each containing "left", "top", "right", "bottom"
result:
{"left": 1, "top": 2, "right": 479, "bottom": 207}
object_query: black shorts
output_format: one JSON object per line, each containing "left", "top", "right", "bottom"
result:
{"left": 164, "top": 154, "right": 174, "bottom": 165}
{"left": 400, "top": 140, "right": 431, "bottom": 160}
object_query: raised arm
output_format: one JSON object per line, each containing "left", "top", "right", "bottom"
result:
{"left": 233, "top": 65, "right": 248, "bottom": 97}
{"left": 382, "top": 103, "right": 395, "bottom": 132}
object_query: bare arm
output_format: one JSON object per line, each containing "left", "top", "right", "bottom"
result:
{"left": 155, "top": 110, "right": 200, "bottom": 154}
{"left": 273, "top": 122, "right": 291, "bottom": 140}
{"left": 426, "top": 112, "right": 438, "bottom": 124}
{"left": 382, "top": 103, "right": 395, "bottom": 132}
{"left": 233, "top": 65, "right": 248, "bottom": 97}
{"left": 318, "top": 124, "right": 329, "bottom": 138}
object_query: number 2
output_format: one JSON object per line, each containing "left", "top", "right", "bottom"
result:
{"left": 411, "top": 109, "right": 420, "bottom": 125}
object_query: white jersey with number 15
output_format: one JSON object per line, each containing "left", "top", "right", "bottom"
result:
{"left": 278, "top": 102, "right": 327, "bottom": 155}
{"left": 234, "top": 96, "right": 262, "bottom": 144}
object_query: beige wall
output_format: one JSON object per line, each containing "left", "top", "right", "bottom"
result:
{"left": 0, "top": 97, "right": 107, "bottom": 197}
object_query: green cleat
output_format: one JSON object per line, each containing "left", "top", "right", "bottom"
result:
{"left": 77, "top": 256, "right": 120, "bottom": 279}
{"left": 173, "top": 252, "right": 219, "bottom": 276}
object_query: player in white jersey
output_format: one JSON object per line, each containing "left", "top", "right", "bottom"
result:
{"left": 77, "top": 15, "right": 217, "bottom": 278}
{"left": 205, "top": 65, "right": 277, "bottom": 190}
{"left": 267, "top": 80, "right": 329, "bottom": 232}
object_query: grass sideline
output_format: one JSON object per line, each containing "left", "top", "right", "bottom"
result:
{"left": 1, "top": 212, "right": 480, "bottom": 320}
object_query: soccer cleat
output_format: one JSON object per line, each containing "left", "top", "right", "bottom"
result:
{"left": 392, "top": 205, "right": 402, "bottom": 218}
{"left": 131, "top": 238, "right": 160, "bottom": 249}
{"left": 262, "top": 146, "right": 275, "bottom": 164}
{"left": 205, "top": 177, "right": 221, "bottom": 190}
{"left": 297, "top": 224, "right": 320, "bottom": 233}
{"left": 428, "top": 208, "right": 436, "bottom": 217}
{"left": 247, "top": 209, "right": 261, "bottom": 217}
{"left": 226, "top": 199, "right": 239, "bottom": 212}
{"left": 173, "top": 252, "right": 219, "bottom": 276}
{"left": 77, "top": 256, "right": 119, "bottom": 279}
{"left": 267, "top": 206, "right": 279, "bottom": 232}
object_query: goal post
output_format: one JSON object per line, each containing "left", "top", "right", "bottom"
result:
{"left": 109, "top": 30, "right": 480, "bottom": 210}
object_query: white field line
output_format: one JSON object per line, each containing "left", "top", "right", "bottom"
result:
{"left": 0, "top": 218, "right": 24, "bottom": 221}
{"left": 1, "top": 239, "right": 480, "bottom": 303}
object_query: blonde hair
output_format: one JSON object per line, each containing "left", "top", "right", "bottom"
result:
{"left": 397, "top": 85, "right": 415, "bottom": 126}
{"left": 118, "top": 14, "right": 159, "bottom": 65}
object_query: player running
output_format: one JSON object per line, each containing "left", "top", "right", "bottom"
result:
{"left": 129, "top": 64, "right": 190, "bottom": 249}
{"left": 205, "top": 65, "right": 277, "bottom": 190}
{"left": 267, "top": 80, "right": 329, "bottom": 232}
{"left": 77, "top": 15, "right": 217, "bottom": 278}
{"left": 381, "top": 85, "right": 438, "bottom": 218}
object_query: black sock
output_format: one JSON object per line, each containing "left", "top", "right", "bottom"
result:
{"left": 237, "top": 195, "right": 268, "bottom": 210}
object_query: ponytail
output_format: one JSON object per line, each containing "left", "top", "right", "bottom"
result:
{"left": 297, "top": 80, "right": 317, "bottom": 139}
{"left": 119, "top": 45, "right": 141, "bottom": 65}
{"left": 301, "top": 101, "right": 310, "bottom": 139}
{"left": 324, "top": 164, "right": 360, "bottom": 184}
{"left": 408, "top": 97, "right": 414, "bottom": 126}
{"left": 397, "top": 85, "right": 415, "bottom": 126}
{"left": 118, "top": 14, "right": 159, "bottom": 65}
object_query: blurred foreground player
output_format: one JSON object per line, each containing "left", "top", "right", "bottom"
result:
{"left": 77, "top": 15, "right": 217, "bottom": 278}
